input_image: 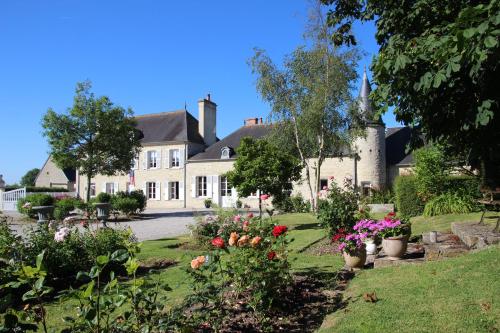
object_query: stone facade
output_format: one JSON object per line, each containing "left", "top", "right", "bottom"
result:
{"left": 354, "top": 124, "right": 387, "bottom": 191}
{"left": 35, "top": 156, "right": 75, "bottom": 191}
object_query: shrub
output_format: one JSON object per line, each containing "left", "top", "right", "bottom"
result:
{"left": 5, "top": 186, "right": 69, "bottom": 192}
{"left": 189, "top": 208, "right": 241, "bottom": 247}
{"left": 445, "top": 176, "right": 481, "bottom": 198}
{"left": 204, "top": 198, "right": 213, "bottom": 208}
{"left": 112, "top": 197, "right": 139, "bottom": 216}
{"left": 423, "top": 192, "right": 481, "bottom": 216}
{"left": 17, "top": 193, "right": 55, "bottom": 218}
{"left": 96, "top": 192, "right": 111, "bottom": 203}
{"left": 273, "top": 193, "right": 311, "bottom": 213}
{"left": 317, "top": 182, "right": 359, "bottom": 236}
{"left": 362, "top": 188, "right": 395, "bottom": 204}
{"left": 53, "top": 197, "right": 81, "bottom": 221}
{"left": 128, "top": 190, "right": 147, "bottom": 212}
{"left": 413, "top": 145, "right": 449, "bottom": 201}
{"left": 394, "top": 175, "right": 425, "bottom": 217}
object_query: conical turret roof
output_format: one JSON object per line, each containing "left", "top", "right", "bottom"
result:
{"left": 359, "top": 69, "right": 383, "bottom": 125}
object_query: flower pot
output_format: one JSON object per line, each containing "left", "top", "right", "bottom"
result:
{"left": 32, "top": 206, "right": 54, "bottom": 224}
{"left": 93, "top": 203, "right": 110, "bottom": 226}
{"left": 343, "top": 247, "right": 367, "bottom": 269}
{"left": 382, "top": 235, "right": 408, "bottom": 260}
{"left": 364, "top": 238, "right": 378, "bottom": 255}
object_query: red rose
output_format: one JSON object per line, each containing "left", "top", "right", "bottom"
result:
{"left": 267, "top": 251, "right": 276, "bottom": 260}
{"left": 272, "top": 225, "right": 288, "bottom": 237}
{"left": 388, "top": 212, "right": 396, "bottom": 217}
{"left": 211, "top": 237, "right": 225, "bottom": 249}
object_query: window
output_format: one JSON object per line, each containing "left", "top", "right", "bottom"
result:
{"left": 170, "top": 181, "right": 179, "bottom": 200}
{"left": 320, "top": 179, "right": 328, "bottom": 190}
{"left": 146, "top": 182, "right": 157, "bottom": 199}
{"left": 197, "top": 176, "right": 207, "bottom": 197}
{"left": 148, "top": 151, "right": 158, "bottom": 169}
{"left": 220, "top": 176, "right": 232, "bottom": 197}
{"left": 361, "top": 182, "right": 372, "bottom": 197}
{"left": 90, "top": 183, "right": 96, "bottom": 197}
{"left": 171, "top": 149, "right": 180, "bottom": 168}
{"left": 221, "top": 146, "right": 232, "bottom": 159}
{"left": 105, "top": 183, "right": 115, "bottom": 195}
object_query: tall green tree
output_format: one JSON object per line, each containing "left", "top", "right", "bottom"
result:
{"left": 20, "top": 168, "right": 40, "bottom": 187}
{"left": 249, "top": 3, "right": 361, "bottom": 210}
{"left": 322, "top": 0, "right": 500, "bottom": 189}
{"left": 225, "top": 137, "right": 301, "bottom": 217}
{"left": 42, "top": 81, "right": 142, "bottom": 201}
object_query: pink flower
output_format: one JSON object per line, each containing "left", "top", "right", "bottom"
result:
{"left": 233, "top": 215, "right": 242, "bottom": 222}
{"left": 242, "top": 220, "right": 250, "bottom": 232}
{"left": 322, "top": 186, "right": 328, "bottom": 190}
{"left": 247, "top": 213, "right": 254, "bottom": 219}
{"left": 329, "top": 176, "right": 335, "bottom": 180}
{"left": 260, "top": 194, "right": 269, "bottom": 201}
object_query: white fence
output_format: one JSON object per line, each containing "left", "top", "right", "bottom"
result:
{"left": 0, "top": 189, "right": 77, "bottom": 212}
{"left": 1, "top": 187, "right": 26, "bottom": 211}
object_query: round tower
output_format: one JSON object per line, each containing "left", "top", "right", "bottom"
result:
{"left": 353, "top": 70, "right": 386, "bottom": 193}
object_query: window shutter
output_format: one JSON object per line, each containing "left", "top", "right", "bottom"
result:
{"left": 212, "top": 175, "right": 219, "bottom": 201}
{"left": 179, "top": 181, "right": 184, "bottom": 201}
{"left": 232, "top": 187, "right": 238, "bottom": 201}
{"left": 114, "top": 182, "right": 119, "bottom": 194}
{"left": 191, "top": 176, "right": 196, "bottom": 198}
{"left": 156, "top": 182, "right": 161, "bottom": 200}
{"left": 144, "top": 182, "right": 148, "bottom": 198}
{"left": 157, "top": 150, "right": 162, "bottom": 169}
{"left": 142, "top": 152, "right": 148, "bottom": 170}
{"left": 165, "top": 149, "right": 170, "bottom": 169}
{"left": 207, "top": 176, "right": 213, "bottom": 198}
{"left": 165, "top": 180, "right": 170, "bottom": 200}
{"left": 102, "top": 183, "right": 106, "bottom": 193}
{"left": 133, "top": 156, "right": 139, "bottom": 170}
{"left": 179, "top": 149, "right": 185, "bottom": 168}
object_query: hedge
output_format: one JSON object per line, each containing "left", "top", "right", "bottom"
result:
{"left": 394, "top": 175, "right": 425, "bottom": 217}
{"left": 445, "top": 176, "right": 481, "bottom": 198}
{"left": 5, "top": 186, "right": 69, "bottom": 193}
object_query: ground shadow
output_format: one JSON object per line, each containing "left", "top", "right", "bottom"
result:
{"left": 292, "top": 222, "right": 323, "bottom": 231}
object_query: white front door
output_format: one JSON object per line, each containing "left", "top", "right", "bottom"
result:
{"left": 220, "top": 176, "right": 234, "bottom": 208}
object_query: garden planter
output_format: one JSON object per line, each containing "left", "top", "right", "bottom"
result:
{"left": 382, "top": 235, "right": 408, "bottom": 259}
{"left": 342, "top": 247, "right": 367, "bottom": 269}
{"left": 93, "top": 203, "right": 110, "bottom": 226}
{"left": 32, "top": 205, "right": 54, "bottom": 224}
{"left": 364, "top": 238, "right": 378, "bottom": 255}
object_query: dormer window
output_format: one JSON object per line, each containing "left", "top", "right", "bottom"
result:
{"left": 221, "top": 146, "right": 232, "bottom": 159}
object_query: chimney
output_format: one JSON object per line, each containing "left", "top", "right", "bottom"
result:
{"left": 259, "top": 117, "right": 263, "bottom": 124}
{"left": 198, "top": 94, "right": 217, "bottom": 146}
{"left": 244, "top": 118, "right": 259, "bottom": 126}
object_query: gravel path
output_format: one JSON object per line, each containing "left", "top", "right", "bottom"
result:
{"left": 4, "top": 209, "right": 213, "bottom": 241}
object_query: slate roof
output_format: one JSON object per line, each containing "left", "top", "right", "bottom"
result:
{"left": 135, "top": 110, "right": 205, "bottom": 145}
{"left": 359, "top": 69, "right": 383, "bottom": 125}
{"left": 385, "top": 127, "right": 415, "bottom": 166}
{"left": 190, "top": 124, "right": 272, "bottom": 161}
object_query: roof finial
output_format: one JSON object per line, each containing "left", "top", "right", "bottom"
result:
{"left": 184, "top": 101, "right": 187, "bottom": 110}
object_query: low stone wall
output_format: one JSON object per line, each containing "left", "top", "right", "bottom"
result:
{"left": 451, "top": 222, "right": 500, "bottom": 249}
{"left": 367, "top": 204, "right": 394, "bottom": 213}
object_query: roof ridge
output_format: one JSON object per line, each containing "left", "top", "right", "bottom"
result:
{"left": 134, "top": 110, "right": 187, "bottom": 118}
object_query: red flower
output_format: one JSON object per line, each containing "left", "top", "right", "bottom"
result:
{"left": 260, "top": 194, "right": 270, "bottom": 200}
{"left": 388, "top": 212, "right": 396, "bottom": 217}
{"left": 211, "top": 237, "right": 225, "bottom": 249}
{"left": 272, "top": 225, "right": 288, "bottom": 237}
{"left": 267, "top": 251, "right": 276, "bottom": 260}
{"left": 247, "top": 213, "right": 254, "bottom": 219}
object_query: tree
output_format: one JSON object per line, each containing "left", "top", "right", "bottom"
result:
{"left": 225, "top": 137, "right": 302, "bottom": 217}
{"left": 413, "top": 144, "right": 450, "bottom": 202}
{"left": 249, "top": 3, "right": 361, "bottom": 210}
{"left": 42, "top": 81, "right": 142, "bottom": 202}
{"left": 20, "top": 168, "right": 40, "bottom": 187}
{"left": 322, "top": 0, "right": 500, "bottom": 189}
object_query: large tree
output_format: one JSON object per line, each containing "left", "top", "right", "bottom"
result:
{"left": 225, "top": 137, "right": 302, "bottom": 217}
{"left": 249, "top": 4, "right": 361, "bottom": 210}
{"left": 20, "top": 168, "right": 40, "bottom": 187}
{"left": 322, "top": 0, "right": 500, "bottom": 189}
{"left": 42, "top": 81, "right": 142, "bottom": 201}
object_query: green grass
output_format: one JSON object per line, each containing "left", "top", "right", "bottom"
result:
{"left": 318, "top": 246, "right": 500, "bottom": 333}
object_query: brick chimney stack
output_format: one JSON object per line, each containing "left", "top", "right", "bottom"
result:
{"left": 198, "top": 94, "right": 217, "bottom": 146}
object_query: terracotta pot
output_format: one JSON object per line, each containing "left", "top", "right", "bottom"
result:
{"left": 382, "top": 235, "right": 408, "bottom": 259}
{"left": 343, "top": 247, "right": 367, "bottom": 269}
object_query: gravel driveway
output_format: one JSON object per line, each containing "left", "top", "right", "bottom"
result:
{"left": 4, "top": 209, "right": 213, "bottom": 241}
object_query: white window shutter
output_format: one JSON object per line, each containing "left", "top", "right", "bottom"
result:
{"left": 156, "top": 182, "right": 161, "bottom": 200}
{"left": 144, "top": 182, "right": 148, "bottom": 197}
{"left": 179, "top": 181, "right": 184, "bottom": 201}
{"left": 165, "top": 149, "right": 170, "bottom": 168}
{"left": 191, "top": 176, "right": 196, "bottom": 198}
{"left": 232, "top": 187, "right": 238, "bottom": 201}
{"left": 142, "top": 152, "right": 148, "bottom": 170}
{"left": 102, "top": 183, "right": 106, "bottom": 193}
{"left": 165, "top": 180, "right": 170, "bottom": 200}
{"left": 180, "top": 149, "right": 185, "bottom": 168}
{"left": 212, "top": 175, "right": 220, "bottom": 201}
{"left": 207, "top": 176, "right": 213, "bottom": 198}
{"left": 157, "top": 150, "right": 162, "bottom": 169}
{"left": 114, "top": 182, "right": 119, "bottom": 194}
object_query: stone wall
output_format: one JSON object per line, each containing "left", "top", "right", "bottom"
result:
{"left": 354, "top": 124, "right": 386, "bottom": 190}
{"left": 35, "top": 156, "right": 74, "bottom": 190}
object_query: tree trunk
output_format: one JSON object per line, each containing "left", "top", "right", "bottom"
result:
{"left": 481, "top": 146, "right": 500, "bottom": 190}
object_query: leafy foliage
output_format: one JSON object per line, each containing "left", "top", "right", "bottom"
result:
{"left": 20, "top": 169, "right": 40, "bottom": 187}
{"left": 413, "top": 144, "right": 450, "bottom": 201}
{"left": 322, "top": 0, "right": 500, "bottom": 188}
{"left": 394, "top": 175, "right": 425, "bottom": 217}
{"left": 272, "top": 193, "right": 311, "bottom": 213}
{"left": 17, "top": 194, "right": 55, "bottom": 218}
{"left": 42, "top": 81, "right": 142, "bottom": 201}
{"left": 423, "top": 192, "right": 481, "bottom": 217}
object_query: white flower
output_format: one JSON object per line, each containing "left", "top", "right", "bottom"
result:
{"left": 54, "top": 227, "right": 70, "bottom": 242}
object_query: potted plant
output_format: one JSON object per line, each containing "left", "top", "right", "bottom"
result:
{"left": 337, "top": 232, "right": 367, "bottom": 269}
{"left": 236, "top": 199, "right": 243, "bottom": 209}
{"left": 377, "top": 214, "right": 411, "bottom": 260}
{"left": 353, "top": 219, "right": 380, "bottom": 255}
{"left": 27, "top": 194, "right": 55, "bottom": 225}
{"left": 204, "top": 198, "right": 212, "bottom": 209}
{"left": 93, "top": 192, "right": 112, "bottom": 226}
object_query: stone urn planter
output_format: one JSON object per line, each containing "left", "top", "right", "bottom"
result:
{"left": 93, "top": 203, "right": 110, "bottom": 227}
{"left": 32, "top": 206, "right": 54, "bottom": 225}
{"left": 382, "top": 235, "right": 409, "bottom": 260}
{"left": 364, "top": 238, "right": 378, "bottom": 255}
{"left": 342, "top": 247, "right": 367, "bottom": 269}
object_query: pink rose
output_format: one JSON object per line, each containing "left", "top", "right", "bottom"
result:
{"left": 260, "top": 194, "right": 269, "bottom": 200}
{"left": 233, "top": 215, "right": 242, "bottom": 222}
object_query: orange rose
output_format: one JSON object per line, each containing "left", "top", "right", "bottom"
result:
{"left": 250, "top": 236, "right": 262, "bottom": 247}
{"left": 237, "top": 235, "right": 250, "bottom": 247}
{"left": 190, "top": 255, "right": 205, "bottom": 269}
{"left": 229, "top": 232, "right": 239, "bottom": 246}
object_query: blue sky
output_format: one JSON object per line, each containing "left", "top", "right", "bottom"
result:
{"left": 0, "top": 1, "right": 398, "bottom": 184}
